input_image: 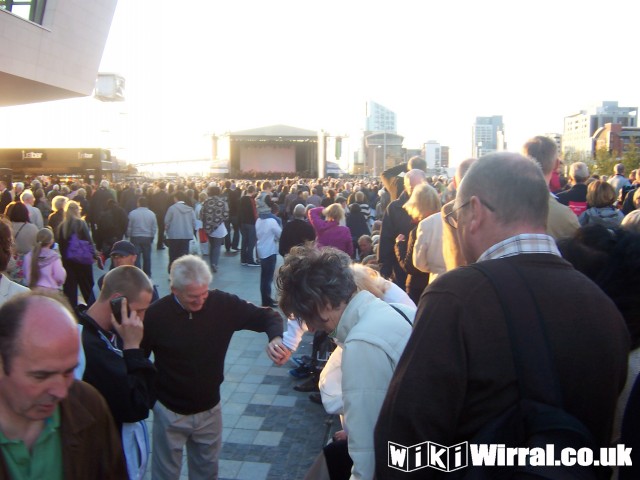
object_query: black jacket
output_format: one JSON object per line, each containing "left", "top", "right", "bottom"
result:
{"left": 394, "top": 224, "right": 429, "bottom": 298}
{"left": 238, "top": 194, "right": 257, "bottom": 226}
{"left": 279, "top": 218, "right": 316, "bottom": 256}
{"left": 79, "top": 311, "right": 156, "bottom": 430}
{"left": 377, "top": 191, "right": 411, "bottom": 286}
{"left": 556, "top": 183, "right": 587, "bottom": 206}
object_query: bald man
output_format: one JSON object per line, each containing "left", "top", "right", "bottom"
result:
{"left": 374, "top": 153, "right": 629, "bottom": 479}
{"left": 0, "top": 292, "right": 126, "bottom": 479}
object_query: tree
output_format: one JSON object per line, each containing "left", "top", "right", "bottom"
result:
{"left": 591, "top": 147, "right": 618, "bottom": 177}
{"left": 621, "top": 137, "right": 640, "bottom": 175}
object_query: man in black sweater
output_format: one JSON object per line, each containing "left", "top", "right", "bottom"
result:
{"left": 141, "top": 254, "right": 286, "bottom": 479}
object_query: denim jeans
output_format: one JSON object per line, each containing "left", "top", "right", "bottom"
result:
{"left": 130, "top": 236, "right": 153, "bottom": 277}
{"left": 208, "top": 236, "right": 224, "bottom": 270}
{"left": 224, "top": 215, "right": 240, "bottom": 251}
{"left": 239, "top": 224, "right": 257, "bottom": 264}
{"left": 259, "top": 254, "right": 277, "bottom": 306}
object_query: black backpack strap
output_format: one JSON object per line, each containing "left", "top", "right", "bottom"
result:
{"left": 389, "top": 304, "right": 413, "bottom": 326}
{"left": 471, "top": 259, "right": 563, "bottom": 407}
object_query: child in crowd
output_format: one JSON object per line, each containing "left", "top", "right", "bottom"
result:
{"left": 23, "top": 227, "right": 66, "bottom": 290}
{"left": 255, "top": 181, "right": 282, "bottom": 226}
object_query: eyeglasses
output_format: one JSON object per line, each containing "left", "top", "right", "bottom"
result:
{"left": 444, "top": 197, "right": 495, "bottom": 229}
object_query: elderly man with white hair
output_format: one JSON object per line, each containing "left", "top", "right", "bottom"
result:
{"left": 20, "top": 189, "right": 44, "bottom": 229}
{"left": 141, "top": 255, "right": 286, "bottom": 479}
{"left": 557, "top": 161, "right": 590, "bottom": 216}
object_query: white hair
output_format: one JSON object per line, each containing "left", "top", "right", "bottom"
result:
{"left": 20, "top": 189, "right": 34, "bottom": 202}
{"left": 170, "top": 255, "right": 212, "bottom": 290}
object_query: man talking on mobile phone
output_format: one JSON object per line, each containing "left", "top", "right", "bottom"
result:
{"left": 78, "top": 265, "right": 157, "bottom": 480}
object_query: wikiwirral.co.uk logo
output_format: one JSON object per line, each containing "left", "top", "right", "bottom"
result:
{"left": 388, "top": 441, "right": 468, "bottom": 472}
{"left": 387, "top": 441, "right": 632, "bottom": 472}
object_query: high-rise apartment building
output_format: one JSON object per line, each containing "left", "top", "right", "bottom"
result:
{"left": 563, "top": 101, "right": 638, "bottom": 157}
{"left": 472, "top": 116, "right": 506, "bottom": 157}
{"left": 365, "top": 101, "right": 397, "bottom": 133}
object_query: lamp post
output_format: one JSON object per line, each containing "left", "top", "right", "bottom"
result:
{"left": 383, "top": 131, "right": 387, "bottom": 172}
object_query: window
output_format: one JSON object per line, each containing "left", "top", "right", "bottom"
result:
{"left": 0, "top": 0, "right": 47, "bottom": 25}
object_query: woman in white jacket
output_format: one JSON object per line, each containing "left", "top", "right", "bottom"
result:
{"left": 277, "top": 246, "right": 415, "bottom": 480}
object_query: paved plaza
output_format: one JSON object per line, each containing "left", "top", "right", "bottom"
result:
{"left": 92, "top": 244, "right": 337, "bottom": 479}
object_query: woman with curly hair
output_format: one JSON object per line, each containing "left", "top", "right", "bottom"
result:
{"left": 5, "top": 202, "right": 38, "bottom": 285}
{"left": 276, "top": 246, "right": 414, "bottom": 479}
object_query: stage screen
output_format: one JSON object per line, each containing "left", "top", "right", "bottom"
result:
{"left": 240, "top": 146, "right": 295, "bottom": 173}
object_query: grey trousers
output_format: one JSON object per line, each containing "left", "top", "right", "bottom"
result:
{"left": 151, "top": 401, "right": 222, "bottom": 480}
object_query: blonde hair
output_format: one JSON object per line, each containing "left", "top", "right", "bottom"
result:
{"left": 51, "top": 195, "right": 68, "bottom": 213}
{"left": 323, "top": 203, "right": 345, "bottom": 222}
{"left": 403, "top": 183, "right": 441, "bottom": 221}
{"left": 29, "top": 227, "right": 56, "bottom": 288}
{"left": 60, "top": 201, "right": 84, "bottom": 240}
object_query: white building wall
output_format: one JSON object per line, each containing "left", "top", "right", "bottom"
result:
{"left": 0, "top": 0, "right": 118, "bottom": 106}
{"left": 424, "top": 141, "right": 441, "bottom": 170}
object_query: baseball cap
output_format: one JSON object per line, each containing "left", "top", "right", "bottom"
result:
{"left": 110, "top": 240, "right": 136, "bottom": 257}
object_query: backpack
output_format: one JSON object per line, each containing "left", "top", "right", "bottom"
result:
{"left": 454, "top": 260, "right": 601, "bottom": 480}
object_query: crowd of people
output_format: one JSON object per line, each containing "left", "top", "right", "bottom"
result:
{"left": 1, "top": 135, "right": 640, "bottom": 479}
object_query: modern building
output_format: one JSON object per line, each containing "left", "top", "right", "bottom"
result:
{"left": 424, "top": 141, "right": 441, "bottom": 171}
{"left": 359, "top": 101, "right": 402, "bottom": 175}
{"left": 593, "top": 123, "right": 640, "bottom": 156}
{"left": 441, "top": 146, "right": 450, "bottom": 169}
{"left": 363, "top": 132, "right": 404, "bottom": 177}
{"left": 365, "top": 101, "right": 397, "bottom": 133}
{"left": 0, "top": 0, "right": 118, "bottom": 107}
{"left": 472, "top": 116, "right": 506, "bottom": 157}
{"left": 563, "top": 101, "right": 638, "bottom": 157}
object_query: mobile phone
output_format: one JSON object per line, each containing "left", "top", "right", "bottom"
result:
{"left": 110, "top": 297, "right": 130, "bottom": 324}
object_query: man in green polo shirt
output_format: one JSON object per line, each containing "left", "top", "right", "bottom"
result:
{"left": 0, "top": 291, "right": 126, "bottom": 479}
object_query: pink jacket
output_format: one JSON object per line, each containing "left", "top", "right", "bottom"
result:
{"left": 308, "top": 207, "right": 353, "bottom": 257}
{"left": 24, "top": 247, "right": 66, "bottom": 290}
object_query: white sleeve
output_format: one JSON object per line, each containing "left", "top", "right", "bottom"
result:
{"left": 282, "top": 318, "right": 307, "bottom": 351}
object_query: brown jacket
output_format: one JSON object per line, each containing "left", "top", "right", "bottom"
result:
{"left": 0, "top": 381, "right": 127, "bottom": 480}
{"left": 375, "top": 254, "right": 630, "bottom": 478}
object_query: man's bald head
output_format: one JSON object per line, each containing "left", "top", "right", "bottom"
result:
{"left": 0, "top": 292, "right": 78, "bottom": 374}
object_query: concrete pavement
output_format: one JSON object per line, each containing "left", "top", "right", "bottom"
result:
{"left": 93, "top": 242, "right": 336, "bottom": 480}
